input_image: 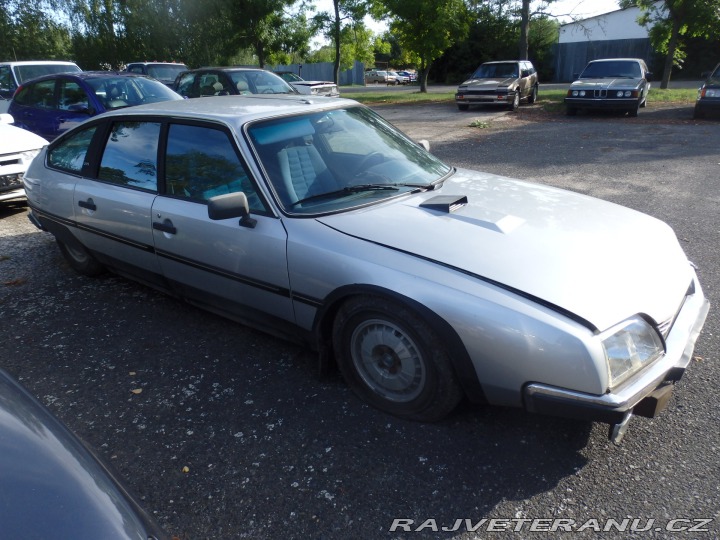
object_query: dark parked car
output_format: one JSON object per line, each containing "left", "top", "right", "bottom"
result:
{"left": 693, "top": 62, "right": 720, "bottom": 119}
{"left": 455, "top": 60, "right": 539, "bottom": 111}
{"left": 565, "top": 58, "right": 652, "bottom": 117}
{"left": 23, "top": 96, "right": 708, "bottom": 443}
{"left": 173, "top": 67, "right": 297, "bottom": 98}
{"left": 7, "top": 71, "right": 182, "bottom": 140}
{"left": 125, "top": 61, "right": 189, "bottom": 87}
{"left": 0, "top": 368, "right": 166, "bottom": 539}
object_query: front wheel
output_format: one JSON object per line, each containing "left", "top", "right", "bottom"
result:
{"left": 56, "top": 238, "right": 105, "bottom": 276}
{"left": 457, "top": 103, "right": 469, "bottom": 111}
{"left": 527, "top": 85, "right": 538, "bottom": 104}
{"left": 333, "top": 296, "right": 463, "bottom": 422}
{"left": 508, "top": 90, "right": 520, "bottom": 111}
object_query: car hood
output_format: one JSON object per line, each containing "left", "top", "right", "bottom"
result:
{"left": 571, "top": 77, "right": 644, "bottom": 89}
{"left": 459, "top": 77, "right": 516, "bottom": 89}
{"left": 317, "top": 169, "right": 693, "bottom": 332}
{"left": 0, "top": 122, "right": 47, "bottom": 152}
{"left": 291, "top": 81, "right": 335, "bottom": 87}
{"left": 702, "top": 76, "right": 720, "bottom": 89}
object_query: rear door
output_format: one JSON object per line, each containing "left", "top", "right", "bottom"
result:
{"left": 72, "top": 120, "right": 163, "bottom": 285}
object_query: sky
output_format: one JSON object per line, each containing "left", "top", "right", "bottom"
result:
{"left": 309, "top": 0, "right": 622, "bottom": 44}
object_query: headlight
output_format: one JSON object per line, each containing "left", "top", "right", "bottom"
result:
{"left": 602, "top": 316, "right": 664, "bottom": 389}
{"left": 20, "top": 148, "right": 41, "bottom": 164}
{"left": 616, "top": 90, "right": 624, "bottom": 97}
{"left": 579, "top": 90, "right": 586, "bottom": 97}
{"left": 704, "top": 88, "right": 720, "bottom": 98}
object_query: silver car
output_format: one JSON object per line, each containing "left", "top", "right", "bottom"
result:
{"left": 24, "top": 96, "right": 709, "bottom": 443}
{"left": 565, "top": 58, "right": 652, "bottom": 117}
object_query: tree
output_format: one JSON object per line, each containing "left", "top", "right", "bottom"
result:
{"left": 313, "top": 0, "right": 369, "bottom": 83}
{"left": 622, "top": 0, "right": 720, "bottom": 88}
{"left": 0, "top": 1, "right": 73, "bottom": 61}
{"left": 372, "top": 0, "right": 469, "bottom": 92}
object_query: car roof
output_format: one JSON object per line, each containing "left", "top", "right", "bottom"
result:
{"left": 127, "top": 61, "right": 187, "bottom": 66}
{"left": 588, "top": 58, "right": 644, "bottom": 63}
{"left": 0, "top": 60, "right": 79, "bottom": 66}
{"left": 93, "top": 94, "right": 355, "bottom": 130}
{"left": 21, "top": 71, "right": 155, "bottom": 82}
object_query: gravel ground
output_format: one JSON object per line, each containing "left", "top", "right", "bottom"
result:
{"left": 1, "top": 101, "right": 718, "bottom": 540}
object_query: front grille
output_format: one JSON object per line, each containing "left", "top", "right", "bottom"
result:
{"left": 0, "top": 173, "right": 23, "bottom": 192}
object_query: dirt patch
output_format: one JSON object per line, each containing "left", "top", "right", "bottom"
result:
{"left": 510, "top": 101, "right": 702, "bottom": 126}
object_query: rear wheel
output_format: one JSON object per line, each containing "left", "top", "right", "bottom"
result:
{"left": 333, "top": 296, "right": 463, "bottom": 422}
{"left": 56, "top": 238, "right": 105, "bottom": 276}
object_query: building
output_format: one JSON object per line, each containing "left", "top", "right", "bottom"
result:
{"left": 553, "top": 6, "right": 654, "bottom": 82}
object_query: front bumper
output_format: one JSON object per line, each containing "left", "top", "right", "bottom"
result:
{"left": 695, "top": 98, "right": 720, "bottom": 114}
{"left": 0, "top": 173, "right": 26, "bottom": 202}
{"left": 565, "top": 97, "right": 640, "bottom": 110}
{"left": 524, "top": 280, "right": 710, "bottom": 441}
{"left": 456, "top": 93, "right": 511, "bottom": 106}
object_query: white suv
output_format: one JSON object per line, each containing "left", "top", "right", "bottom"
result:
{"left": 0, "top": 60, "right": 81, "bottom": 113}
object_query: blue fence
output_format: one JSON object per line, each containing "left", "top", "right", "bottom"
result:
{"left": 271, "top": 60, "right": 366, "bottom": 86}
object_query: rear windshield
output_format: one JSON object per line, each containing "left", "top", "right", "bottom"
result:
{"left": 14, "top": 63, "right": 81, "bottom": 83}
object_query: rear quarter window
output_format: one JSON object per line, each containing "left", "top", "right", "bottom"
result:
{"left": 48, "top": 125, "right": 98, "bottom": 172}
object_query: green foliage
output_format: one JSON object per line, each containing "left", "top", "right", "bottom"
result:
{"left": 0, "top": 1, "right": 73, "bottom": 61}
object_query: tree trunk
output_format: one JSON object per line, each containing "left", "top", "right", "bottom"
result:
{"left": 518, "top": 0, "right": 530, "bottom": 60}
{"left": 661, "top": 16, "right": 682, "bottom": 89}
{"left": 333, "top": 0, "right": 341, "bottom": 84}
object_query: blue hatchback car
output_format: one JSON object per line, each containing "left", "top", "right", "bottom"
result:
{"left": 8, "top": 71, "right": 182, "bottom": 141}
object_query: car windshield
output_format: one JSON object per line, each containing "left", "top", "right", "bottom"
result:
{"left": 472, "top": 63, "right": 518, "bottom": 79}
{"left": 230, "top": 71, "right": 295, "bottom": 94}
{"left": 14, "top": 63, "right": 81, "bottom": 83}
{"left": 146, "top": 64, "right": 187, "bottom": 82}
{"left": 711, "top": 65, "right": 720, "bottom": 79}
{"left": 247, "top": 106, "right": 452, "bottom": 215}
{"left": 580, "top": 61, "right": 642, "bottom": 79}
{"left": 86, "top": 76, "right": 182, "bottom": 109}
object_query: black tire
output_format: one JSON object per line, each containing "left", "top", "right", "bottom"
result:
{"left": 508, "top": 90, "right": 520, "bottom": 111}
{"left": 528, "top": 85, "right": 537, "bottom": 104}
{"left": 628, "top": 102, "right": 639, "bottom": 117}
{"left": 693, "top": 106, "right": 704, "bottom": 119}
{"left": 56, "top": 238, "right": 105, "bottom": 277}
{"left": 332, "top": 296, "right": 463, "bottom": 422}
{"left": 566, "top": 106, "right": 577, "bottom": 116}
{"left": 457, "top": 103, "right": 469, "bottom": 111}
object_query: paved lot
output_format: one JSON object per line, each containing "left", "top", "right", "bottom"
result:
{"left": 1, "top": 101, "right": 719, "bottom": 539}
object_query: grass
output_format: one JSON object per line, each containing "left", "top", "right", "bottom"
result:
{"left": 349, "top": 87, "right": 698, "bottom": 110}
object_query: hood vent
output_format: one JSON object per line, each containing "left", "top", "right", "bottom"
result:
{"left": 420, "top": 195, "right": 468, "bottom": 213}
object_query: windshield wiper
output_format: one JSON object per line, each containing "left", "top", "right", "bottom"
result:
{"left": 290, "top": 184, "right": 399, "bottom": 207}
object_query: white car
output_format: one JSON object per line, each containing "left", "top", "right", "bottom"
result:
{"left": 23, "top": 96, "right": 709, "bottom": 443}
{"left": 275, "top": 72, "right": 339, "bottom": 97}
{"left": 0, "top": 113, "right": 47, "bottom": 203}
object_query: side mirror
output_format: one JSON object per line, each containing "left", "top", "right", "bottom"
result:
{"left": 207, "top": 191, "right": 257, "bottom": 228}
{"left": 417, "top": 139, "right": 430, "bottom": 152}
{"left": 645, "top": 72, "right": 653, "bottom": 82}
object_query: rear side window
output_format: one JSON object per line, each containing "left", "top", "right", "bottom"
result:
{"left": 14, "top": 79, "right": 56, "bottom": 108}
{"left": 98, "top": 121, "right": 160, "bottom": 191}
{"left": 48, "top": 125, "right": 98, "bottom": 172}
{"left": 165, "top": 123, "right": 266, "bottom": 212}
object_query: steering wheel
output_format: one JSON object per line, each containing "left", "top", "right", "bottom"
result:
{"left": 354, "top": 152, "right": 385, "bottom": 175}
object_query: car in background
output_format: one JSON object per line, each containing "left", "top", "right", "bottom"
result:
{"left": 0, "top": 113, "right": 47, "bottom": 203}
{"left": 7, "top": 71, "right": 181, "bottom": 141}
{"left": 565, "top": 58, "right": 652, "bottom": 117}
{"left": 455, "top": 60, "right": 538, "bottom": 111}
{"left": 388, "top": 71, "right": 409, "bottom": 85}
{"left": 0, "top": 60, "right": 81, "bottom": 113}
{"left": 364, "top": 69, "right": 398, "bottom": 85}
{"left": 693, "top": 62, "right": 720, "bottom": 119}
{"left": 0, "top": 367, "right": 167, "bottom": 539}
{"left": 24, "top": 95, "right": 708, "bottom": 443}
{"left": 125, "top": 61, "right": 189, "bottom": 87}
{"left": 396, "top": 70, "right": 417, "bottom": 83}
{"left": 173, "top": 67, "right": 297, "bottom": 98}
{"left": 274, "top": 71, "right": 339, "bottom": 97}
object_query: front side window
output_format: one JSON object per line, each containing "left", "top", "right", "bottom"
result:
{"left": 98, "top": 122, "right": 160, "bottom": 191}
{"left": 58, "top": 79, "right": 90, "bottom": 111}
{"left": 48, "top": 125, "right": 98, "bottom": 172}
{"left": 165, "top": 124, "right": 265, "bottom": 212}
